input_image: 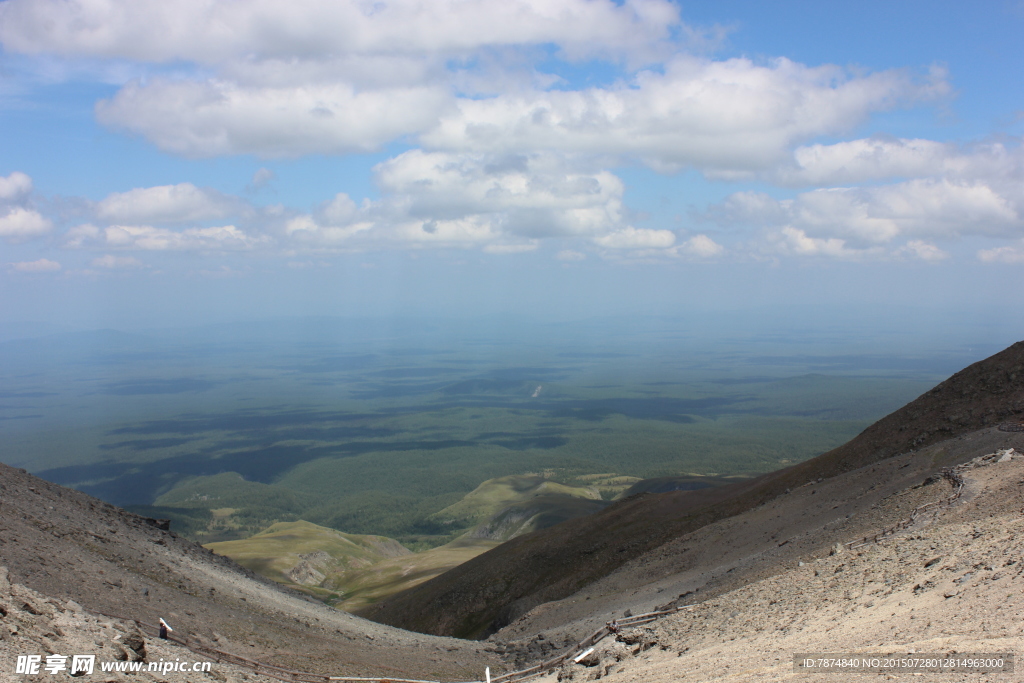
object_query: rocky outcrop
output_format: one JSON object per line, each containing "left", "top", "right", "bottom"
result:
{"left": 0, "top": 566, "right": 278, "bottom": 682}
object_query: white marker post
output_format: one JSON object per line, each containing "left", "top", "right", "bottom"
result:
{"left": 158, "top": 618, "right": 173, "bottom": 639}
{"left": 573, "top": 648, "right": 594, "bottom": 664}
{"left": 485, "top": 666, "right": 491, "bottom": 683}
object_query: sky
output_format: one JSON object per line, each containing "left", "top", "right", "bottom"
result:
{"left": 1, "top": 0, "right": 1023, "bottom": 335}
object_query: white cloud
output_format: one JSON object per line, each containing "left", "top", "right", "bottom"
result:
{"left": 96, "top": 81, "right": 452, "bottom": 157}
{"left": 482, "top": 242, "right": 538, "bottom": 254}
{"left": 0, "top": 171, "right": 33, "bottom": 200}
{"left": 594, "top": 226, "right": 675, "bottom": 249}
{"left": 374, "top": 150, "right": 626, "bottom": 237}
{"left": 389, "top": 216, "right": 502, "bottom": 247}
{"left": 769, "top": 226, "right": 881, "bottom": 260}
{"left": 0, "top": 207, "right": 52, "bottom": 242}
{"left": 0, "top": 2, "right": 944, "bottom": 170}
{"left": 96, "top": 182, "right": 240, "bottom": 223}
{"left": 249, "top": 167, "right": 275, "bottom": 189}
{"left": 285, "top": 151, "right": 631, "bottom": 251}
{"left": 68, "top": 223, "right": 269, "bottom": 251}
{"left": 8, "top": 258, "right": 61, "bottom": 272}
{"left": 320, "top": 193, "right": 358, "bottom": 225}
{"left": 715, "top": 178, "right": 1023, "bottom": 250}
{"left": 978, "top": 244, "right": 1024, "bottom": 264}
{"left": 63, "top": 223, "right": 102, "bottom": 249}
{"left": 0, "top": 0, "right": 682, "bottom": 66}
{"left": 424, "top": 58, "right": 947, "bottom": 173}
{"left": 90, "top": 254, "right": 145, "bottom": 269}
{"left": 894, "top": 240, "right": 948, "bottom": 262}
{"left": 776, "top": 137, "right": 1024, "bottom": 186}
{"left": 676, "top": 234, "right": 724, "bottom": 258}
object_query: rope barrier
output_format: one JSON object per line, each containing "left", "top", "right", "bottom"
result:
{"left": 89, "top": 604, "right": 689, "bottom": 683}
{"left": 839, "top": 450, "right": 1011, "bottom": 551}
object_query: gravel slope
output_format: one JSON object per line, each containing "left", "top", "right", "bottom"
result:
{"left": 0, "top": 462, "right": 503, "bottom": 681}
{"left": 519, "top": 438, "right": 1024, "bottom": 683}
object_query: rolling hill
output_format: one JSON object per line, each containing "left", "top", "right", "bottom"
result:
{"left": 204, "top": 474, "right": 613, "bottom": 612}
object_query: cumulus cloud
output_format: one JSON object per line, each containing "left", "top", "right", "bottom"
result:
{"left": 1, "top": 0, "right": 699, "bottom": 158}
{"left": 483, "top": 242, "right": 538, "bottom": 254}
{"left": 0, "top": 0, "right": 682, "bottom": 67}
{"left": 4, "top": 2, "right": 1005, "bottom": 266}
{"left": 249, "top": 167, "right": 275, "bottom": 191}
{"left": 66, "top": 223, "right": 269, "bottom": 251}
{"left": 0, "top": 172, "right": 51, "bottom": 243}
{"left": 284, "top": 151, "right": 632, "bottom": 250}
{"left": 676, "top": 234, "right": 724, "bottom": 258}
{"left": 0, "top": 207, "right": 52, "bottom": 242}
{"left": 8, "top": 258, "right": 61, "bottom": 272}
{"left": 894, "top": 240, "right": 949, "bottom": 262}
{"left": 769, "top": 226, "right": 881, "bottom": 260}
{"left": 776, "top": 137, "right": 1024, "bottom": 186}
{"left": 715, "top": 178, "right": 1023, "bottom": 251}
{"left": 96, "top": 81, "right": 452, "bottom": 157}
{"left": 594, "top": 226, "right": 675, "bottom": 249}
{"left": 0, "top": 0, "right": 943, "bottom": 170}
{"left": 90, "top": 254, "right": 145, "bottom": 269}
{"left": 424, "top": 58, "right": 947, "bottom": 173}
{"left": 95, "top": 54, "right": 941, "bottom": 165}
{"left": 978, "top": 244, "right": 1024, "bottom": 264}
{"left": 375, "top": 151, "right": 626, "bottom": 237}
{"left": 96, "top": 182, "right": 241, "bottom": 223}
{"left": 0, "top": 171, "right": 33, "bottom": 200}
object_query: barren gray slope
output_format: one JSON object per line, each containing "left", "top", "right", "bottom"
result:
{"left": 538, "top": 440, "right": 1024, "bottom": 683}
{"left": 1, "top": 566, "right": 283, "bottom": 683}
{"left": 0, "top": 462, "right": 503, "bottom": 680}
{"left": 492, "top": 427, "right": 1024, "bottom": 662}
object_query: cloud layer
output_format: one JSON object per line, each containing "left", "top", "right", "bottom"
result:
{"left": 0, "top": 2, "right": 1021, "bottom": 270}
{"left": 0, "top": 172, "right": 51, "bottom": 243}
{"left": 0, "top": 0, "right": 681, "bottom": 65}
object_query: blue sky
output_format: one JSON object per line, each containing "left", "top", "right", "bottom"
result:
{"left": 1, "top": 0, "right": 1023, "bottom": 334}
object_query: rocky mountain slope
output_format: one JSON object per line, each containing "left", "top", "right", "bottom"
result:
{"left": 365, "top": 342, "right": 1024, "bottom": 639}
{"left": 1, "top": 566, "right": 281, "bottom": 682}
{"left": 492, "top": 427, "right": 1024, "bottom": 653}
{"left": 531, "top": 441, "right": 1024, "bottom": 683}
{"left": 0, "top": 462, "right": 502, "bottom": 680}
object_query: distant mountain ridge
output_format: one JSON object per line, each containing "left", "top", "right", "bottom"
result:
{"left": 363, "top": 341, "right": 1024, "bottom": 638}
